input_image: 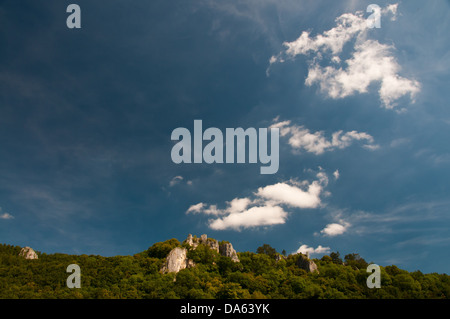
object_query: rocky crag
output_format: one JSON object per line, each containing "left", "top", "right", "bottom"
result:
{"left": 161, "top": 234, "right": 319, "bottom": 274}
{"left": 18, "top": 246, "right": 38, "bottom": 260}
{"left": 297, "top": 253, "right": 319, "bottom": 274}
{"left": 161, "top": 234, "right": 239, "bottom": 273}
{"left": 160, "top": 247, "right": 195, "bottom": 274}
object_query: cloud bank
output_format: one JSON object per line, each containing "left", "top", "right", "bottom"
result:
{"left": 271, "top": 119, "right": 378, "bottom": 154}
{"left": 186, "top": 171, "right": 330, "bottom": 230}
{"left": 270, "top": 4, "right": 420, "bottom": 109}
{"left": 0, "top": 208, "right": 14, "bottom": 220}
{"left": 296, "top": 244, "right": 331, "bottom": 255}
{"left": 320, "top": 222, "right": 350, "bottom": 237}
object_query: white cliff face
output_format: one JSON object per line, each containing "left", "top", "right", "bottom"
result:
{"left": 160, "top": 234, "right": 241, "bottom": 274}
{"left": 160, "top": 247, "right": 195, "bottom": 274}
{"left": 160, "top": 235, "right": 319, "bottom": 275}
{"left": 296, "top": 254, "right": 319, "bottom": 273}
{"left": 205, "top": 239, "right": 219, "bottom": 253}
{"left": 187, "top": 234, "right": 240, "bottom": 262}
{"left": 219, "top": 242, "right": 240, "bottom": 263}
{"left": 186, "top": 234, "right": 220, "bottom": 252}
{"left": 186, "top": 234, "right": 194, "bottom": 247}
{"left": 19, "top": 247, "right": 38, "bottom": 260}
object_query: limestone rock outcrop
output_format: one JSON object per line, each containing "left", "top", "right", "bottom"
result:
{"left": 186, "top": 234, "right": 239, "bottom": 263}
{"left": 219, "top": 242, "right": 239, "bottom": 263}
{"left": 160, "top": 234, "right": 240, "bottom": 274}
{"left": 19, "top": 247, "right": 38, "bottom": 260}
{"left": 186, "top": 234, "right": 220, "bottom": 253}
{"left": 296, "top": 253, "right": 319, "bottom": 273}
{"left": 160, "top": 247, "right": 195, "bottom": 273}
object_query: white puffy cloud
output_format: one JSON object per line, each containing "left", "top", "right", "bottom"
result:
{"left": 282, "top": 12, "right": 367, "bottom": 56}
{"left": 305, "top": 40, "right": 420, "bottom": 108}
{"left": 270, "top": 4, "right": 420, "bottom": 109}
{"left": 169, "top": 175, "right": 193, "bottom": 187}
{"left": 255, "top": 181, "right": 322, "bottom": 209}
{"left": 187, "top": 171, "right": 329, "bottom": 230}
{"left": 0, "top": 212, "right": 14, "bottom": 220}
{"left": 187, "top": 198, "right": 252, "bottom": 217}
{"left": 209, "top": 205, "right": 288, "bottom": 230}
{"left": 169, "top": 175, "right": 184, "bottom": 187}
{"left": 333, "top": 169, "right": 340, "bottom": 180}
{"left": 186, "top": 202, "right": 205, "bottom": 214}
{"left": 271, "top": 119, "right": 378, "bottom": 154}
{"left": 227, "top": 197, "right": 252, "bottom": 214}
{"left": 296, "top": 244, "right": 330, "bottom": 255}
{"left": 383, "top": 3, "right": 399, "bottom": 19}
{"left": 320, "top": 222, "right": 350, "bottom": 236}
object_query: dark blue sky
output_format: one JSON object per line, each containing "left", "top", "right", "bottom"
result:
{"left": 0, "top": 0, "right": 449, "bottom": 274}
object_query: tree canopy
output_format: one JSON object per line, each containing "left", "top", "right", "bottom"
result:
{"left": 1, "top": 242, "right": 449, "bottom": 299}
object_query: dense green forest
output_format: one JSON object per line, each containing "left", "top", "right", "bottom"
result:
{"left": 1, "top": 239, "right": 449, "bottom": 299}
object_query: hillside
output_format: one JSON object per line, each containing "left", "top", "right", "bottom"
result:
{"left": 1, "top": 235, "right": 449, "bottom": 299}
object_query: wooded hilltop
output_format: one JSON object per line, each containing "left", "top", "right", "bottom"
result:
{"left": 1, "top": 234, "right": 449, "bottom": 299}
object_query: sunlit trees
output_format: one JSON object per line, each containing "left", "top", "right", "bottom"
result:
{"left": 146, "top": 239, "right": 180, "bottom": 259}
{"left": 0, "top": 242, "right": 449, "bottom": 299}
